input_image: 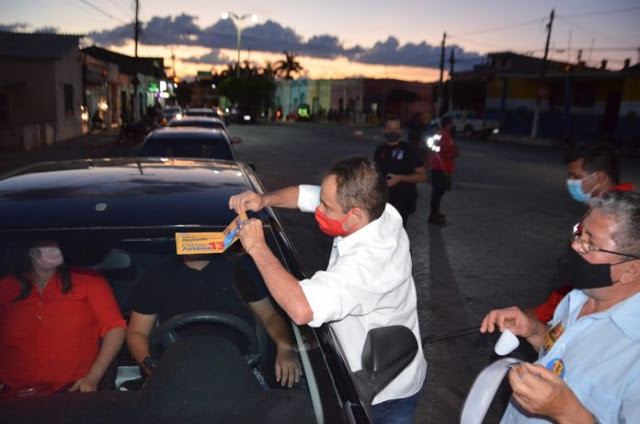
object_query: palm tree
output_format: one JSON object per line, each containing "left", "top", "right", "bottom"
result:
{"left": 275, "top": 51, "right": 303, "bottom": 80}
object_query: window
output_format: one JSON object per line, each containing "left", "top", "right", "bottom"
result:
{"left": 64, "top": 84, "right": 74, "bottom": 117}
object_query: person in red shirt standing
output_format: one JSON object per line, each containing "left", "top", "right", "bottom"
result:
{"left": 0, "top": 242, "right": 126, "bottom": 399}
{"left": 427, "top": 115, "right": 458, "bottom": 225}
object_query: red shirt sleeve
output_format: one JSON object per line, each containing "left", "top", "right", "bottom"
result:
{"left": 534, "top": 285, "right": 572, "bottom": 323}
{"left": 77, "top": 270, "right": 127, "bottom": 336}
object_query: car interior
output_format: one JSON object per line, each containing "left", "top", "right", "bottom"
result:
{"left": 0, "top": 231, "right": 320, "bottom": 423}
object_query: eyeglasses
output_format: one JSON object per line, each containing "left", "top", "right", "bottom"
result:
{"left": 572, "top": 232, "right": 640, "bottom": 260}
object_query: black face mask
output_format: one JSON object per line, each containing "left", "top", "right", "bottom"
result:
{"left": 384, "top": 132, "right": 402, "bottom": 143}
{"left": 557, "top": 248, "right": 614, "bottom": 290}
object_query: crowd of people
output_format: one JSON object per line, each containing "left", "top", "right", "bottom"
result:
{"left": 1, "top": 114, "right": 638, "bottom": 424}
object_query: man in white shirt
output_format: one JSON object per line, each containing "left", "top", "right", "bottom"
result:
{"left": 229, "top": 157, "right": 427, "bottom": 424}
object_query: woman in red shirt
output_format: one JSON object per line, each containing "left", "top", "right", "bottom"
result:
{"left": 0, "top": 242, "right": 126, "bottom": 399}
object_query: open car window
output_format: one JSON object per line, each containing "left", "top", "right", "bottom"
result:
{"left": 0, "top": 227, "right": 336, "bottom": 424}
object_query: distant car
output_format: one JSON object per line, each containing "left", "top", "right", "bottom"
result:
{"left": 162, "top": 105, "right": 182, "bottom": 122}
{"left": 184, "top": 107, "right": 221, "bottom": 119}
{"left": 229, "top": 105, "right": 257, "bottom": 124}
{"left": 431, "top": 110, "right": 500, "bottom": 138}
{"left": 0, "top": 157, "right": 418, "bottom": 424}
{"left": 138, "top": 128, "right": 237, "bottom": 160}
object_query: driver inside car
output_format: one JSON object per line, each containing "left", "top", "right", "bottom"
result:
{"left": 126, "top": 248, "right": 301, "bottom": 388}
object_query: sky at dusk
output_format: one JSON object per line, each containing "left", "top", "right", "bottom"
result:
{"left": 1, "top": 0, "right": 639, "bottom": 82}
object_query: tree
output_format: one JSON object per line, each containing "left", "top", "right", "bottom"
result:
{"left": 275, "top": 51, "right": 303, "bottom": 80}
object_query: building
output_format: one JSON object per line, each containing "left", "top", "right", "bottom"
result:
{"left": 82, "top": 46, "right": 169, "bottom": 123}
{"left": 275, "top": 78, "right": 433, "bottom": 124}
{"left": 0, "top": 32, "right": 83, "bottom": 150}
{"left": 454, "top": 51, "right": 640, "bottom": 141}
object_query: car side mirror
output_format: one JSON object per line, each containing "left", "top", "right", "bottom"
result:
{"left": 231, "top": 136, "right": 242, "bottom": 145}
{"left": 353, "top": 326, "right": 418, "bottom": 408}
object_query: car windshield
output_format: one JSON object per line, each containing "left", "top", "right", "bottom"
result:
{"left": 139, "top": 135, "right": 233, "bottom": 160}
{"left": 0, "top": 227, "right": 327, "bottom": 423}
{"left": 185, "top": 110, "right": 218, "bottom": 118}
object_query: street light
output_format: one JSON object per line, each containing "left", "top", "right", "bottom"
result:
{"left": 221, "top": 12, "right": 259, "bottom": 76}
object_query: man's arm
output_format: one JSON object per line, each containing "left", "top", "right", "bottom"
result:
{"left": 480, "top": 306, "right": 548, "bottom": 351}
{"left": 387, "top": 165, "right": 427, "bottom": 186}
{"left": 248, "top": 297, "right": 301, "bottom": 387}
{"left": 126, "top": 311, "right": 158, "bottom": 374}
{"left": 68, "top": 326, "right": 125, "bottom": 392}
{"left": 229, "top": 186, "right": 300, "bottom": 214}
{"left": 238, "top": 219, "right": 313, "bottom": 325}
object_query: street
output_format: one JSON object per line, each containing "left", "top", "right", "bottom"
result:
{"left": 2, "top": 123, "right": 640, "bottom": 423}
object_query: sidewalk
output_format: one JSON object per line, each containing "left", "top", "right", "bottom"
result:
{"left": 0, "top": 130, "right": 136, "bottom": 175}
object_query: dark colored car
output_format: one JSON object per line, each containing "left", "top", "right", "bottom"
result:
{"left": 229, "top": 105, "right": 257, "bottom": 124}
{"left": 138, "top": 128, "right": 237, "bottom": 160}
{"left": 0, "top": 158, "right": 417, "bottom": 423}
{"left": 183, "top": 108, "right": 221, "bottom": 119}
{"left": 168, "top": 117, "right": 242, "bottom": 144}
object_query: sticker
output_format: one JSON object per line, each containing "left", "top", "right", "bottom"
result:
{"left": 546, "top": 358, "right": 566, "bottom": 379}
{"left": 540, "top": 322, "right": 564, "bottom": 357}
{"left": 175, "top": 213, "right": 247, "bottom": 255}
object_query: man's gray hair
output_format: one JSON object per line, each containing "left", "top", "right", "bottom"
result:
{"left": 589, "top": 190, "right": 640, "bottom": 256}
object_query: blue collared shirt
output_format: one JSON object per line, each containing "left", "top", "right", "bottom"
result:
{"left": 501, "top": 290, "right": 640, "bottom": 423}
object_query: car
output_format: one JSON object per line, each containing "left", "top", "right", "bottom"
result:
{"left": 431, "top": 110, "right": 500, "bottom": 138}
{"left": 0, "top": 158, "right": 418, "bottom": 423}
{"left": 183, "top": 107, "right": 221, "bottom": 119}
{"left": 167, "top": 116, "right": 242, "bottom": 144}
{"left": 229, "top": 105, "right": 257, "bottom": 124}
{"left": 138, "top": 127, "right": 238, "bottom": 160}
{"left": 162, "top": 105, "right": 182, "bottom": 122}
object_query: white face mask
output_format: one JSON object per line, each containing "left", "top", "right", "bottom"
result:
{"left": 30, "top": 246, "right": 64, "bottom": 270}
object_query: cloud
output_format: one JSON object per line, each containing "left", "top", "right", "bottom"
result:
{"left": 182, "top": 49, "right": 228, "bottom": 65}
{"left": 34, "top": 26, "right": 59, "bottom": 34}
{"left": 84, "top": 15, "right": 485, "bottom": 70}
{"left": 0, "top": 23, "right": 30, "bottom": 32}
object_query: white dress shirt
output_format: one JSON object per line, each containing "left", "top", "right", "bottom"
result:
{"left": 297, "top": 184, "right": 427, "bottom": 405}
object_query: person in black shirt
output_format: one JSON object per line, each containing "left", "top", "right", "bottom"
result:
{"left": 374, "top": 116, "right": 427, "bottom": 226}
{"left": 126, "top": 252, "right": 301, "bottom": 387}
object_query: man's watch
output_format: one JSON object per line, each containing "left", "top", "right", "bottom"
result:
{"left": 142, "top": 356, "right": 158, "bottom": 370}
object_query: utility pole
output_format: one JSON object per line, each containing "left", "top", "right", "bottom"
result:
{"left": 530, "top": 8, "right": 554, "bottom": 138}
{"left": 448, "top": 47, "right": 455, "bottom": 113}
{"left": 132, "top": 0, "right": 140, "bottom": 121}
{"left": 437, "top": 31, "right": 446, "bottom": 117}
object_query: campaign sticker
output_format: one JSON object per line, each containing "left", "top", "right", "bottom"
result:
{"left": 546, "top": 358, "right": 566, "bottom": 379}
{"left": 175, "top": 213, "right": 247, "bottom": 255}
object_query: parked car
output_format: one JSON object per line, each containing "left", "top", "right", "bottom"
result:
{"left": 162, "top": 105, "right": 182, "bottom": 122}
{"left": 431, "top": 110, "right": 500, "bottom": 138}
{"left": 138, "top": 127, "right": 238, "bottom": 160}
{"left": 183, "top": 107, "right": 221, "bottom": 119}
{"left": 167, "top": 116, "right": 242, "bottom": 144}
{"left": 0, "top": 158, "right": 417, "bottom": 423}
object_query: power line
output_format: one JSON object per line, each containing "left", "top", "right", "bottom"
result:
{"left": 106, "top": 0, "right": 133, "bottom": 20}
{"left": 560, "top": 6, "right": 640, "bottom": 18}
{"left": 78, "top": 0, "right": 129, "bottom": 25}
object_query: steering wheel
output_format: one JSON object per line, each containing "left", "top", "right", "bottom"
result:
{"left": 149, "top": 311, "right": 260, "bottom": 367}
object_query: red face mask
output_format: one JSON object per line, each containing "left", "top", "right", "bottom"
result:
{"left": 314, "top": 207, "right": 353, "bottom": 237}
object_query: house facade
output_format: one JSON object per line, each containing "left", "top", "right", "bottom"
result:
{"left": 0, "top": 32, "right": 83, "bottom": 150}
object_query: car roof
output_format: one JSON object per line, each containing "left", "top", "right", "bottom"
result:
{"left": 147, "top": 127, "right": 228, "bottom": 138}
{"left": 169, "top": 117, "right": 225, "bottom": 125}
{"left": 0, "top": 158, "right": 256, "bottom": 231}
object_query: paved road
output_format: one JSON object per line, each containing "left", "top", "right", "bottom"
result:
{"left": 2, "top": 124, "right": 639, "bottom": 423}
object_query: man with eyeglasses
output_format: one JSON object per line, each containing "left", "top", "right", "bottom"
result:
{"left": 480, "top": 190, "right": 640, "bottom": 424}
{"left": 526, "top": 145, "right": 634, "bottom": 324}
